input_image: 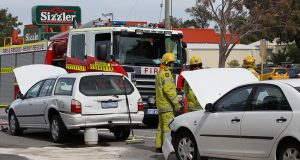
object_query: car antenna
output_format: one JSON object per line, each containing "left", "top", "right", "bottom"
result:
{"left": 122, "top": 75, "right": 144, "bottom": 144}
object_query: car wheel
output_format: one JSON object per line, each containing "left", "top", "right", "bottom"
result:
{"left": 50, "top": 114, "right": 67, "bottom": 143}
{"left": 113, "top": 127, "right": 131, "bottom": 140}
{"left": 174, "top": 131, "right": 201, "bottom": 160}
{"left": 9, "top": 112, "right": 23, "bottom": 136}
{"left": 277, "top": 141, "right": 300, "bottom": 160}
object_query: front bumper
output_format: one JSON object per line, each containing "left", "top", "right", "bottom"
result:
{"left": 60, "top": 112, "right": 144, "bottom": 129}
{"left": 162, "top": 130, "right": 175, "bottom": 160}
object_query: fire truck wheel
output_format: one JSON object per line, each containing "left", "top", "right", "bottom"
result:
{"left": 50, "top": 114, "right": 67, "bottom": 143}
{"left": 9, "top": 111, "right": 23, "bottom": 136}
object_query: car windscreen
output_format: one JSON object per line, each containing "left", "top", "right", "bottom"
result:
{"left": 79, "top": 75, "right": 134, "bottom": 96}
{"left": 295, "top": 87, "right": 300, "bottom": 93}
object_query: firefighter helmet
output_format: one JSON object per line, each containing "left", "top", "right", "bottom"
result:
{"left": 190, "top": 56, "right": 202, "bottom": 65}
{"left": 243, "top": 55, "right": 256, "bottom": 68}
{"left": 162, "top": 53, "right": 175, "bottom": 64}
{"left": 244, "top": 55, "right": 255, "bottom": 64}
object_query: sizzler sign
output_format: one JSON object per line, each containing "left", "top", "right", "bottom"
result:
{"left": 32, "top": 6, "right": 81, "bottom": 25}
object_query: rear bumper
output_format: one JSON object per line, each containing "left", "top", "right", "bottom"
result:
{"left": 60, "top": 111, "right": 144, "bottom": 129}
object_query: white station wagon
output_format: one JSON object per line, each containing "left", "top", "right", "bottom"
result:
{"left": 163, "top": 68, "right": 300, "bottom": 160}
{"left": 8, "top": 65, "right": 144, "bottom": 142}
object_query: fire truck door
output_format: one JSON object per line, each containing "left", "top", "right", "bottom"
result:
{"left": 66, "top": 33, "right": 87, "bottom": 73}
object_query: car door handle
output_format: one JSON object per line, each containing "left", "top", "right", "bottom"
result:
{"left": 276, "top": 117, "right": 287, "bottom": 123}
{"left": 231, "top": 118, "right": 240, "bottom": 123}
{"left": 29, "top": 103, "right": 33, "bottom": 106}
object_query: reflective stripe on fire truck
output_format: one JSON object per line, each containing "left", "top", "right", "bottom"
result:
{"left": 66, "top": 64, "right": 86, "bottom": 71}
{"left": 0, "top": 104, "right": 9, "bottom": 108}
{"left": 0, "top": 67, "right": 15, "bottom": 74}
{"left": 90, "top": 63, "right": 114, "bottom": 71}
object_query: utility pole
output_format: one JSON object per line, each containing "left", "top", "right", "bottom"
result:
{"left": 165, "top": 0, "right": 171, "bottom": 29}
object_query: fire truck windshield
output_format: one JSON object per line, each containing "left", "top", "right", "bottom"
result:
{"left": 113, "top": 34, "right": 182, "bottom": 66}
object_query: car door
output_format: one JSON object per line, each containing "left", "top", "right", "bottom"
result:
{"left": 197, "top": 85, "right": 254, "bottom": 156}
{"left": 33, "top": 79, "right": 56, "bottom": 126}
{"left": 16, "top": 81, "right": 44, "bottom": 126}
{"left": 241, "top": 84, "right": 293, "bottom": 158}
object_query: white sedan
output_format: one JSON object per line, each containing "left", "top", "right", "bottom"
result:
{"left": 163, "top": 68, "right": 300, "bottom": 160}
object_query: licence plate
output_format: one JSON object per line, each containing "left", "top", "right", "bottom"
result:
{"left": 101, "top": 101, "right": 118, "bottom": 109}
{"left": 147, "top": 109, "right": 158, "bottom": 115}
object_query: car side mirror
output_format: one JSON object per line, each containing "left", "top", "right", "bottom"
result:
{"left": 16, "top": 92, "right": 25, "bottom": 100}
{"left": 205, "top": 103, "right": 215, "bottom": 112}
{"left": 182, "top": 48, "right": 187, "bottom": 64}
{"left": 181, "top": 41, "right": 187, "bottom": 48}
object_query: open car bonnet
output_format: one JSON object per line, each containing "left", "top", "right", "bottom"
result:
{"left": 182, "top": 68, "right": 259, "bottom": 107}
{"left": 14, "top": 64, "right": 67, "bottom": 94}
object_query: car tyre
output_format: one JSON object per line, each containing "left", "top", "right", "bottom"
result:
{"left": 174, "top": 130, "right": 203, "bottom": 160}
{"left": 277, "top": 141, "right": 300, "bottom": 160}
{"left": 113, "top": 127, "right": 131, "bottom": 140}
{"left": 50, "top": 114, "right": 67, "bottom": 143}
{"left": 9, "top": 112, "right": 23, "bottom": 136}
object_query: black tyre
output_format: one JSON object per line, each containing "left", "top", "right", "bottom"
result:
{"left": 174, "top": 131, "right": 201, "bottom": 160}
{"left": 277, "top": 141, "right": 300, "bottom": 160}
{"left": 113, "top": 127, "right": 131, "bottom": 140}
{"left": 9, "top": 112, "right": 23, "bottom": 136}
{"left": 50, "top": 114, "right": 67, "bottom": 143}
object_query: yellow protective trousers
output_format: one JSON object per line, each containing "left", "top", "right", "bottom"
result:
{"left": 155, "top": 111, "right": 174, "bottom": 148}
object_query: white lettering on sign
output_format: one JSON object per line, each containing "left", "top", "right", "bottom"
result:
{"left": 40, "top": 12, "right": 76, "bottom": 23}
{"left": 0, "top": 43, "right": 47, "bottom": 54}
{"left": 141, "top": 67, "right": 160, "bottom": 75}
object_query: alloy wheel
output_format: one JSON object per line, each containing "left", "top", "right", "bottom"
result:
{"left": 9, "top": 114, "right": 16, "bottom": 133}
{"left": 283, "top": 148, "right": 300, "bottom": 160}
{"left": 177, "top": 137, "right": 195, "bottom": 160}
{"left": 51, "top": 119, "right": 59, "bottom": 140}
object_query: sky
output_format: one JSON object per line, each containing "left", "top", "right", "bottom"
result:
{"left": 1, "top": 0, "right": 198, "bottom": 28}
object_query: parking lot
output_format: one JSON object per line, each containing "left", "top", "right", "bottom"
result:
{"left": 0, "top": 108, "right": 170, "bottom": 160}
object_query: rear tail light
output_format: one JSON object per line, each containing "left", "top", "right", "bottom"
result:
{"left": 137, "top": 98, "right": 144, "bottom": 111}
{"left": 71, "top": 99, "right": 82, "bottom": 113}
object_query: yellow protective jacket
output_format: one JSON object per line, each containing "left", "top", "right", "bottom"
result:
{"left": 183, "top": 81, "right": 201, "bottom": 112}
{"left": 155, "top": 66, "right": 179, "bottom": 113}
{"left": 248, "top": 68, "right": 260, "bottom": 80}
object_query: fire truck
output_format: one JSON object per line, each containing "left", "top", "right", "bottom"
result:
{"left": 0, "top": 21, "right": 187, "bottom": 126}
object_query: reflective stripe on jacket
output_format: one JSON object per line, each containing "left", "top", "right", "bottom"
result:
{"left": 248, "top": 68, "right": 260, "bottom": 80}
{"left": 183, "top": 81, "right": 201, "bottom": 112}
{"left": 155, "top": 67, "right": 179, "bottom": 113}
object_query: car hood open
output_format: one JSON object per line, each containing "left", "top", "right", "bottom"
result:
{"left": 13, "top": 64, "right": 67, "bottom": 94}
{"left": 182, "top": 68, "right": 259, "bottom": 107}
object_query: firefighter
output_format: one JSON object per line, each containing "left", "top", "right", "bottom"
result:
{"left": 184, "top": 55, "right": 202, "bottom": 112}
{"left": 242, "top": 55, "right": 260, "bottom": 80}
{"left": 155, "top": 52, "right": 181, "bottom": 153}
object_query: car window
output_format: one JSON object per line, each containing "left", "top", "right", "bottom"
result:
{"left": 79, "top": 75, "right": 134, "bottom": 96}
{"left": 250, "top": 85, "right": 291, "bottom": 111}
{"left": 274, "top": 69, "right": 287, "bottom": 74}
{"left": 26, "top": 81, "right": 44, "bottom": 99}
{"left": 46, "top": 79, "right": 56, "bottom": 96}
{"left": 39, "top": 79, "right": 56, "bottom": 97}
{"left": 214, "top": 86, "right": 253, "bottom": 112}
{"left": 54, "top": 78, "right": 75, "bottom": 96}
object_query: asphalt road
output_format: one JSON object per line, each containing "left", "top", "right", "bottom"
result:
{"left": 0, "top": 108, "right": 168, "bottom": 160}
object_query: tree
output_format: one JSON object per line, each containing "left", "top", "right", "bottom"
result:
{"left": 0, "top": 8, "right": 22, "bottom": 47}
{"left": 182, "top": 19, "right": 201, "bottom": 28}
{"left": 227, "top": 59, "right": 240, "bottom": 67}
{"left": 244, "top": 0, "right": 300, "bottom": 50}
{"left": 185, "top": 4, "right": 211, "bottom": 28}
{"left": 189, "top": 0, "right": 287, "bottom": 67}
{"left": 161, "top": 16, "right": 183, "bottom": 28}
